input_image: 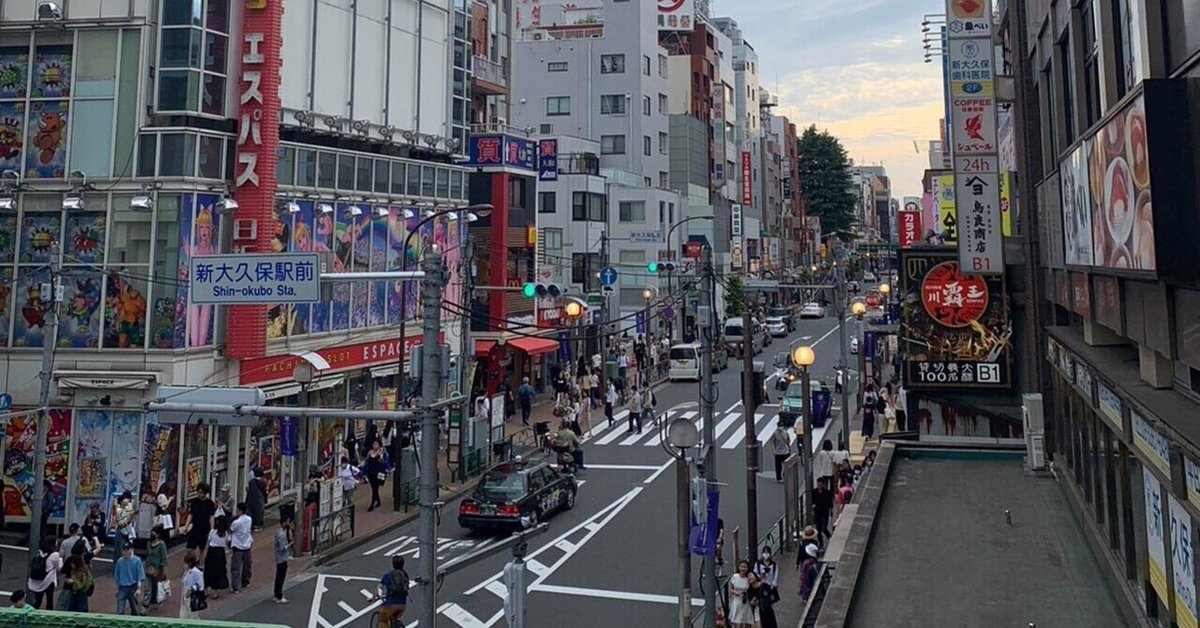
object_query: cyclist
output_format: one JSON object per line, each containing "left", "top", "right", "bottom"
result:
{"left": 369, "top": 556, "right": 409, "bottom": 627}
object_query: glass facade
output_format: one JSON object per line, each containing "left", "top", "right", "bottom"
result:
{"left": 156, "top": 0, "right": 230, "bottom": 116}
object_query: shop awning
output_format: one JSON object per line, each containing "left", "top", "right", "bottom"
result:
{"left": 370, "top": 364, "right": 400, "bottom": 379}
{"left": 508, "top": 337, "right": 559, "bottom": 356}
{"left": 262, "top": 382, "right": 303, "bottom": 401}
{"left": 55, "top": 370, "right": 158, "bottom": 390}
{"left": 475, "top": 340, "right": 496, "bottom": 355}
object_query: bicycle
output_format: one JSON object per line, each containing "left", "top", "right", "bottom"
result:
{"left": 365, "top": 607, "right": 404, "bottom": 628}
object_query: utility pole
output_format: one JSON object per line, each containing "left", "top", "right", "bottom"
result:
{"left": 28, "top": 245, "right": 60, "bottom": 566}
{"left": 835, "top": 243, "right": 851, "bottom": 449}
{"left": 457, "top": 235, "right": 474, "bottom": 482}
{"left": 698, "top": 245, "right": 718, "bottom": 628}
{"left": 741, "top": 296, "right": 759, "bottom": 559}
{"left": 599, "top": 232, "right": 609, "bottom": 389}
{"left": 417, "top": 250, "right": 445, "bottom": 627}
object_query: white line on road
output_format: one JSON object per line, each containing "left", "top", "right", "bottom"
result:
{"left": 440, "top": 602, "right": 489, "bottom": 627}
{"left": 584, "top": 463, "right": 664, "bottom": 470}
{"left": 643, "top": 457, "right": 675, "bottom": 485}
{"left": 530, "top": 583, "right": 705, "bottom": 606}
{"left": 711, "top": 410, "right": 743, "bottom": 441}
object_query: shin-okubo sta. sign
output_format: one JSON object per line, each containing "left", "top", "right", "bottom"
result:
{"left": 945, "top": 0, "right": 1003, "bottom": 275}
{"left": 900, "top": 249, "right": 1012, "bottom": 389}
{"left": 190, "top": 253, "right": 321, "bottom": 304}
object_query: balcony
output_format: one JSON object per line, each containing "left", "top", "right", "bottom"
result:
{"left": 559, "top": 153, "right": 601, "bottom": 176}
{"left": 472, "top": 55, "right": 508, "bottom": 95}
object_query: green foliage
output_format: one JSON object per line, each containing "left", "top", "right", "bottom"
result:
{"left": 724, "top": 275, "right": 744, "bottom": 319}
{"left": 796, "top": 125, "right": 858, "bottom": 234}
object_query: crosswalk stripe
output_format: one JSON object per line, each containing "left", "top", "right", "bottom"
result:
{"left": 593, "top": 411, "right": 633, "bottom": 445}
{"left": 720, "top": 412, "right": 769, "bottom": 449}
{"left": 645, "top": 411, "right": 698, "bottom": 446}
{"left": 711, "top": 411, "right": 743, "bottom": 442}
{"left": 756, "top": 414, "right": 779, "bottom": 444}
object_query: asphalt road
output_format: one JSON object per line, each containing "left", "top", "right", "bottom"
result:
{"left": 225, "top": 315, "right": 849, "bottom": 628}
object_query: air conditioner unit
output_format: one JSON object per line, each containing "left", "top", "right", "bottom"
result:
{"left": 1022, "top": 393, "right": 1046, "bottom": 470}
{"left": 539, "top": 123, "right": 554, "bottom": 134}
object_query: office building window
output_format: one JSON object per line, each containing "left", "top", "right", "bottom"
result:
{"left": 659, "top": 171, "right": 670, "bottom": 188}
{"left": 600, "top": 94, "right": 626, "bottom": 115}
{"left": 658, "top": 132, "right": 668, "bottom": 155}
{"left": 538, "top": 191, "right": 556, "bottom": 214}
{"left": 547, "top": 61, "right": 569, "bottom": 72}
{"left": 600, "top": 54, "right": 625, "bottom": 74}
{"left": 601, "top": 134, "right": 626, "bottom": 154}
{"left": 618, "top": 200, "right": 645, "bottom": 222}
{"left": 659, "top": 93, "right": 668, "bottom": 114}
{"left": 643, "top": 135, "right": 651, "bottom": 156}
{"left": 158, "top": 0, "right": 229, "bottom": 116}
{"left": 658, "top": 54, "right": 668, "bottom": 78}
{"left": 546, "top": 96, "right": 570, "bottom": 115}
{"left": 643, "top": 95, "right": 651, "bottom": 116}
{"left": 572, "top": 192, "right": 607, "bottom": 222}
{"left": 643, "top": 55, "right": 651, "bottom": 76}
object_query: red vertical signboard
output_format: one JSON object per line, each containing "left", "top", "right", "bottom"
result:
{"left": 227, "top": 0, "right": 284, "bottom": 359}
{"left": 898, "top": 210, "right": 922, "bottom": 248}
{"left": 741, "top": 151, "right": 752, "bottom": 206}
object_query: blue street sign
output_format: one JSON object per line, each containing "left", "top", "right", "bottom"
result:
{"left": 662, "top": 307, "right": 676, "bottom": 321}
{"left": 0, "top": 393, "right": 10, "bottom": 411}
{"left": 599, "top": 266, "right": 619, "bottom": 286}
{"left": 636, "top": 311, "right": 646, "bottom": 335}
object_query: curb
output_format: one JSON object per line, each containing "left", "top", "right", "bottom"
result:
{"left": 313, "top": 482, "right": 476, "bottom": 566}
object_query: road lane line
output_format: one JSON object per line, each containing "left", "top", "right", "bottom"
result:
{"left": 440, "top": 602, "right": 488, "bottom": 627}
{"left": 711, "top": 411, "right": 742, "bottom": 441}
{"left": 585, "top": 464, "right": 663, "bottom": 470}
{"left": 720, "top": 413, "right": 764, "bottom": 449}
{"left": 524, "top": 558, "right": 551, "bottom": 577}
{"left": 307, "top": 575, "right": 329, "bottom": 628}
{"left": 594, "top": 412, "right": 635, "bottom": 445}
{"left": 484, "top": 580, "right": 507, "bottom": 599}
{"left": 530, "top": 583, "right": 704, "bottom": 606}
{"left": 643, "top": 457, "right": 675, "bottom": 484}
{"left": 644, "top": 411, "right": 697, "bottom": 446}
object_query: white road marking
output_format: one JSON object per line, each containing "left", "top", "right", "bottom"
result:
{"left": 440, "top": 602, "right": 489, "bottom": 627}
{"left": 756, "top": 414, "right": 780, "bottom": 444}
{"left": 643, "top": 458, "right": 675, "bottom": 484}
{"left": 524, "top": 558, "right": 551, "bottom": 577}
{"left": 711, "top": 410, "right": 743, "bottom": 441}
{"left": 584, "top": 464, "right": 664, "bottom": 470}
{"left": 484, "top": 580, "right": 507, "bottom": 598}
{"left": 531, "top": 583, "right": 705, "bottom": 606}
{"left": 594, "top": 412, "right": 635, "bottom": 445}
{"left": 645, "top": 411, "right": 698, "bottom": 446}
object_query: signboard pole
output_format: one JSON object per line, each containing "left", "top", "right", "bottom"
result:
{"left": 417, "top": 251, "right": 446, "bottom": 628}
{"left": 28, "top": 246, "right": 61, "bottom": 573}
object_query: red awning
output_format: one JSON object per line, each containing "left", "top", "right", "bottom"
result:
{"left": 507, "top": 337, "right": 560, "bottom": 356}
{"left": 474, "top": 340, "right": 496, "bottom": 355}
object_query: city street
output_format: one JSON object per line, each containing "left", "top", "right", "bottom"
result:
{"left": 227, "top": 315, "right": 848, "bottom": 627}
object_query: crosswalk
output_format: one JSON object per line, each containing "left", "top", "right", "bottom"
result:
{"left": 584, "top": 403, "right": 816, "bottom": 451}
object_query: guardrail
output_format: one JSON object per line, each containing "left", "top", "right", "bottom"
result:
{"left": 309, "top": 503, "right": 355, "bottom": 556}
{"left": 0, "top": 608, "right": 292, "bottom": 626}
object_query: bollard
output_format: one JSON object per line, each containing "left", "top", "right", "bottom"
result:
{"left": 1005, "top": 509, "right": 1012, "bottom": 526}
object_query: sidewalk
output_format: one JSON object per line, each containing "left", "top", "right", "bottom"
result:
{"left": 83, "top": 401, "right": 569, "bottom": 617}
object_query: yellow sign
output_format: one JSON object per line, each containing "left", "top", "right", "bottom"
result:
{"left": 246, "top": 0, "right": 267, "bottom": 8}
{"left": 950, "top": 81, "right": 995, "bottom": 98}
{"left": 1000, "top": 171, "right": 1013, "bottom": 237}
{"left": 934, "top": 175, "right": 957, "bottom": 244}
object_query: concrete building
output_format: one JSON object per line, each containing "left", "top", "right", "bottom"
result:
{"left": 0, "top": 0, "right": 470, "bottom": 528}
{"left": 711, "top": 17, "right": 763, "bottom": 270}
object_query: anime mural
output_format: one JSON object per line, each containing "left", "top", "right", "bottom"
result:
{"left": 352, "top": 211, "right": 370, "bottom": 329}
{"left": 444, "top": 217, "right": 462, "bottom": 315}
{"left": 31, "top": 45, "right": 71, "bottom": 99}
{"left": 25, "top": 100, "right": 67, "bottom": 179}
{"left": 65, "top": 212, "right": 105, "bottom": 265}
{"left": 183, "top": 425, "right": 207, "bottom": 499}
{"left": 0, "top": 268, "right": 12, "bottom": 346}
{"left": 369, "top": 210, "right": 388, "bottom": 327}
{"left": 310, "top": 206, "right": 334, "bottom": 333}
{"left": 3, "top": 410, "right": 70, "bottom": 522}
{"left": 176, "top": 194, "right": 220, "bottom": 348}
{"left": 0, "top": 102, "right": 24, "bottom": 174}
{"left": 109, "top": 412, "right": 142, "bottom": 510}
{"left": 331, "top": 206, "right": 353, "bottom": 331}
{"left": 102, "top": 270, "right": 147, "bottom": 349}
{"left": 59, "top": 268, "right": 101, "bottom": 348}
{"left": 19, "top": 213, "right": 59, "bottom": 263}
{"left": 73, "top": 410, "right": 113, "bottom": 525}
{"left": 139, "top": 422, "right": 179, "bottom": 518}
{"left": 386, "top": 209, "right": 404, "bottom": 326}
{"left": 0, "top": 214, "right": 15, "bottom": 263}
{"left": 13, "top": 266, "right": 50, "bottom": 347}
{"left": 0, "top": 47, "right": 29, "bottom": 99}
{"left": 267, "top": 202, "right": 305, "bottom": 338}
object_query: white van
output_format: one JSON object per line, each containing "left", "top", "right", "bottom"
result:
{"left": 724, "top": 319, "right": 760, "bottom": 355}
{"left": 669, "top": 343, "right": 703, "bottom": 381}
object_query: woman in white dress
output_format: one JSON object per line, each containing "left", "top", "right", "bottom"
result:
{"left": 726, "top": 560, "right": 758, "bottom": 627}
{"left": 180, "top": 554, "right": 206, "bottom": 619}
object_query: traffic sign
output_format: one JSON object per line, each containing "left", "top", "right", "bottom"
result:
{"left": 599, "top": 266, "right": 619, "bottom": 286}
{"left": 0, "top": 393, "right": 10, "bottom": 411}
{"left": 866, "top": 292, "right": 882, "bottom": 308}
{"left": 601, "top": 285, "right": 615, "bottom": 296}
{"left": 190, "top": 252, "right": 321, "bottom": 304}
{"left": 662, "top": 307, "right": 676, "bottom": 321}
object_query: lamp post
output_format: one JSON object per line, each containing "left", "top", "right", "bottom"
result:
{"left": 664, "top": 215, "right": 714, "bottom": 343}
{"left": 851, "top": 301, "right": 867, "bottom": 411}
{"left": 661, "top": 404, "right": 700, "bottom": 628}
{"left": 392, "top": 203, "right": 492, "bottom": 510}
{"left": 791, "top": 345, "right": 815, "bottom": 524}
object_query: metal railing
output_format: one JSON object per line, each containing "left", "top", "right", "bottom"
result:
{"left": 471, "top": 55, "right": 507, "bottom": 86}
{"left": 0, "top": 608, "right": 290, "bottom": 627}
{"left": 558, "top": 153, "right": 601, "bottom": 175}
{"left": 309, "top": 503, "right": 356, "bottom": 555}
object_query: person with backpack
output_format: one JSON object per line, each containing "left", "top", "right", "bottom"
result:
{"left": 26, "top": 538, "right": 61, "bottom": 609}
{"left": 371, "top": 555, "right": 410, "bottom": 627}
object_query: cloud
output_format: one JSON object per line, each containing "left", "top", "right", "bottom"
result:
{"left": 721, "top": 0, "right": 943, "bottom": 198}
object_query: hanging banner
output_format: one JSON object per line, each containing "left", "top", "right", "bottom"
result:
{"left": 898, "top": 210, "right": 922, "bottom": 248}
{"left": 688, "top": 489, "right": 720, "bottom": 557}
{"left": 1145, "top": 473, "right": 1170, "bottom": 605}
{"left": 538, "top": 139, "right": 558, "bottom": 181}
{"left": 741, "top": 152, "right": 753, "bottom": 206}
{"left": 1170, "top": 495, "right": 1199, "bottom": 628}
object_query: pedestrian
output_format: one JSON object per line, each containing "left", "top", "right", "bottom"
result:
{"left": 835, "top": 367, "right": 844, "bottom": 393}
{"left": 26, "top": 538, "right": 61, "bottom": 609}
{"left": 216, "top": 483, "right": 235, "bottom": 520}
{"left": 113, "top": 490, "right": 138, "bottom": 558}
{"left": 617, "top": 350, "right": 630, "bottom": 383}
{"left": 813, "top": 439, "right": 848, "bottom": 488}
{"left": 726, "top": 560, "right": 757, "bottom": 628}
{"left": 58, "top": 555, "right": 92, "bottom": 612}
{"left": 750, "top": 571, "right": 777, "bottom": 628}
{"left": 339, "top": 456, "right": 360, "bottom": 503}
{"left": 230, "top": 502, "right": 254, "bottom": 593}
{"left": 604, "top": 381, "right": 617, "bottom": 426}
{"left": 364, "top": 439, "right": 388, "bottom": 511}
{"left": 59, "top": 523, "right": 89, "bottom": 561}
{"left": 474, "top": 393, "right": 490, "bottom": 423}
{"left": 812, "top": 478, "right": 834, "bottom": 540}
{"left": 516, "top": 377, "right": 535, "bottom": 426}
{"left": 204, "top": 514, "right": 231, "bottom": 597}
{"left": 247, "top": 469, "right": 267, "bottom": 531}
{"left": 9, "top": 590, "right": 30, "bottom": 609}
{"left": 768, "top": 424, "right": 792, "bottom": 482}
{"left": 145, "top": 527, "right": 169, "bottom": 608}
{"left": 862, "top": 384, "right": 878, "bottom": 440}
{"left": 180, "top": 554, "right": 206, "bottom": 620}
{"left": 754, "top": 546, "right": 780, "bottom": 603}
{"left": 634, "top": 335, "right": 646, "bottom": 372}
{"left": 627, "top": 383, "right": 643, "bottom": 433}
{"left": 579, "top": 371, "right": 593, "bottom": 413}
{"left": 154, "top": 488, "right": 176, "bottom": 535}
{"left": 82, "top": 502, "right": 107, "bottom": 556}
{"left": 798, "top": 544, "right": 820, "bottom": 600}
{"left": 113, "top": 543, "right": 144, "bottom": 615}
{"left": 640, "top": 384, "right": 655, "bottom": 431}
{"left": 185, "top": 483, "right": 217, "bottom": 554}
{"left": 274, "top": 518, "right": 293, "bottom": 604}
{"left": 835, "top": 476, "right": 855, "bottom": 521}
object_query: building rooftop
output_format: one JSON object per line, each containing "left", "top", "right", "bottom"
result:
{"left": 847, "top": 449, "right": 1126, "bottom": 628}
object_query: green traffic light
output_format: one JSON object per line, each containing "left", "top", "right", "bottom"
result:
{"left": 522, "top": 283, "right": 536, "bottom": 298}
{"left": 647, "top": 262, "right": 659, "bottom": 273}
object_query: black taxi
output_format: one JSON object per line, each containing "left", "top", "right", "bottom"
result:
{"left": 457, "top": 459, "right": 577, "bottom": 532}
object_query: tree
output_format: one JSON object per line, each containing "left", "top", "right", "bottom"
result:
{"left": 724, "top": 275, "right": 744, "bottom": 320}
{"left": 796, "top": 125, "right": 858, "bottom": 235}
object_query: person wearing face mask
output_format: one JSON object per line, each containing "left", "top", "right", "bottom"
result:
{"left": 754, "top": 547, "right": 780, "bottom": 628}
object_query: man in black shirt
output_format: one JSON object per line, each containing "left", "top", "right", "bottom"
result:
{"left": 186, "top": 483, "right": 216, "bottom": 550}
{"left": 812, "top": 477, "right": 835, "bottom": 540}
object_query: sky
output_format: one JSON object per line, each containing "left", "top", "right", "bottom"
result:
{"left": 719, "top": 0, "right": 944, "bottom": 200}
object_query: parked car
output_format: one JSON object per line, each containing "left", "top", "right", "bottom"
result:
{"left": 768, "top": 307, "right": 796, "bottom": 331}
{"left": 724, "top": 319, "right": 761, "bottom": 355}
{"left": 458, "top": 460, "right": 577, "bottom": 532}
{"left": 766, "top": 316, "right": 789, "bottom": 337}
{"left": 863, "top": 271, "right": 878, "bottom": 283}
{"left": 800, "top": 302, "right": 826, "bottom": 319}
{"left": 778, "top": 381, "right": 806, "bottom": 428}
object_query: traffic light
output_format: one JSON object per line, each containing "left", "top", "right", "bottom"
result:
{"left": 521, "top": 282, "right": 562, "bottom": 298}
{"left": 647, "top": 262, "right": 659, "bottom": 273}
{"left": 648, "top": 261, "right": 676, "bottom": 273}
{"left": 563, "top": 296, "right": 587, "bottom": 318}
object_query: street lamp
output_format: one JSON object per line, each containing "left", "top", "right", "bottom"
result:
{"left": 879, "top": 282, "right": 891, "bottom": 297}
{"left": 851, "top": 301, "right": 867, "bottom": 319}
{"left": 791, "top": 345, "right": 815, "bottom": 525}
{"left": 661, "top": 403, "right": 700, "bottom": 628}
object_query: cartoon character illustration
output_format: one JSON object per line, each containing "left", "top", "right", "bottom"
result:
{"left": 32, "top": 110, "right": 64, "bottom": 166}
{"left": 65, "top": 276, "right": 100, "bottom": 325}
{"left": 106, "top": 273, "right": 147, "bottom": 348}
{"left": 0, "top": 115, "right": 22, "bottom": 162}
{"left": 294, "top": 222, "right": 312, "bottom": 252}
{"left": 71, "top": 220, "right": 103, "bottom": 262}
{"left": 0, "top": 279, "right": 9, "bottom": 318}
{"left": 186, "top": 205, "right": 216, "bottom": 347}
{"left": 21, "top": 282, "right": 48, "bottom": 329}
{"left": 270, "top": 206, "right": 290, "bottom": 253}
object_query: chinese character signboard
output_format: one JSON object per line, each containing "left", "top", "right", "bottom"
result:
{"left": 900, "top": 249, "right": 1011, "bottom": 389}
{"left": 898, "top": 210, "right": 922, "bottom": 248}
{"left": 1145, "top": 473, "right": 1170, "bottom": 605}
{"left": 741, "top": 152, "right": 753, "bottom": 206}
{"left": 1133, "top": 410, "right": 1171, "bottom": 478}
{"left": 934, "top": 175, "right": 958, "bottom": 244}
{"left": 731, "top": 203, "right": 743, "bottom": 237}
{"left": 628, "top": 230, "right": 663, "bottom": 244}
{"left": 466, "top": 135, "right": 536, "bottom": 171}
{"left": 1170, "top": 495, "right": 1199, "bottom": 628}
{"left": 190, "top": 253, "right": 321, "bottom": 305}
{"left": 945, "top": 0, "right": 1003, "bottom": 275}
{"left": 538, "top": 139, "right": 558, "bottom": 181}
{"left": 657, "top": 0, "right": 695, "bottom": 32}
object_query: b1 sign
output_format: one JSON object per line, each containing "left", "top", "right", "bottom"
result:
{"left": 190, "top": 252, "right": 321, "bottom": 304}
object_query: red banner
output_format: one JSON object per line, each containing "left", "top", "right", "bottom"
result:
{"left": 741, "top": 151, "right": 752, "bottom": 206}
{"left": 227, "top": 0, "right": 284, "bottom": 360}
{"left": 239, "top": 333, "right": 445, "bottom": 386}
{"left": 898, "top": 210, "right": 922, "bottom": 248}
